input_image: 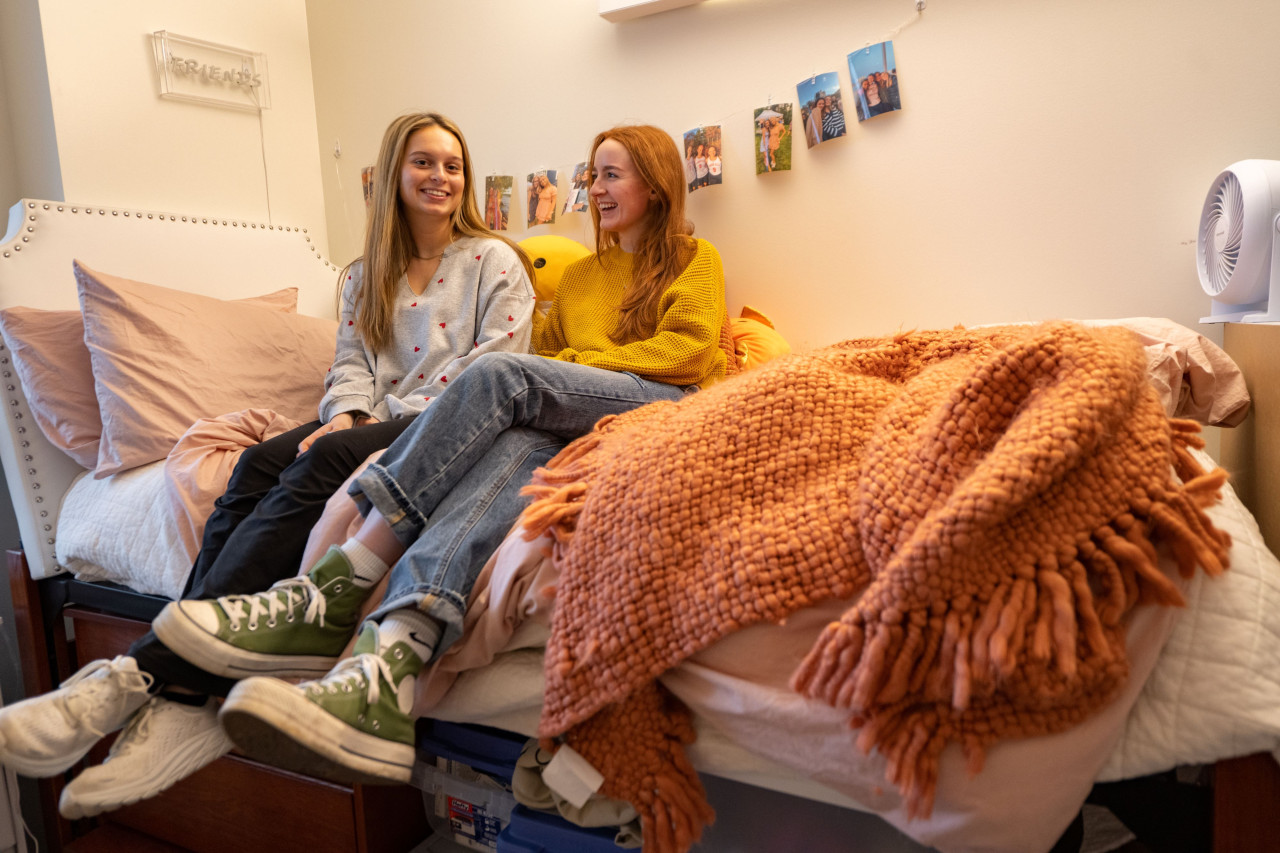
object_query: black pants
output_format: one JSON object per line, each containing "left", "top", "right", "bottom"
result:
{"left": 128, "top": 417, "right": 418, "bottom": 696}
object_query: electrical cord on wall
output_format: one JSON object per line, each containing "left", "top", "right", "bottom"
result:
{"left": 333, "top": 154, "right": 360, "bottom": 260}
{"left": 249, "top": 86, "right": 272, "bottom": 225}
{"left": 257, "top": 109, "right": 273, "bottom": 224}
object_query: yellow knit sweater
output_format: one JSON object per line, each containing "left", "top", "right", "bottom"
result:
{"left": 534, "top": 239, "right": 727, "bottom": 387}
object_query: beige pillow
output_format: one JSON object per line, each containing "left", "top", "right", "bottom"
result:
{"left": 0, "top": 287, "right": 299, "bottom": 470}
{"left": 74, "top": 262, "right": 336, "bottom": 477}
{"left": 1113, "top": 317, "right": 1251, "bottom": 427}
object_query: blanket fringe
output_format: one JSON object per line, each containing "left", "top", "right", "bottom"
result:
{"left": 519, "top": 482, "right": 588, "bottom": 544}
{"left": 791, "top": 462, "right": 1232, "bottom": 817}
{"left": 557, "top": 685, "right": 715, "bottom": 853}
{"left": 519, "top": 428, "right": 607, "bottom": 544}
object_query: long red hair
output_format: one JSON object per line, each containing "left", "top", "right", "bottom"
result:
{"left": 588, "top": 125, "right": 696, "bottom": 344}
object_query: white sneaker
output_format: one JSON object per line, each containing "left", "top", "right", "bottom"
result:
{"left": 0, "top": 656, "right": 152, "bottom": 777}
{"left": 59, "top": 694, "right": 232, "bottom": 819}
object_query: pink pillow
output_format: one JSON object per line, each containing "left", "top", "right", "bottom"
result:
{"left": 73, "top": 261, "right": 336, "bottom": 477}
{"left": 1091, "top": 318, "right": 1251, "bottom": 426}
{"left": 0, "top": 287, "right": 300, "bottom": 470}
{"left": 0, "top": 308, "right": 103, "bottom": 468}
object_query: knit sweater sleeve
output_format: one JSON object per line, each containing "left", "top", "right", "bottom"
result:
{"left": 543, "top": 239, "right": 727, "bottom": 386}
{"left": 319, "top": 262, "right": 377, "bottom": 423}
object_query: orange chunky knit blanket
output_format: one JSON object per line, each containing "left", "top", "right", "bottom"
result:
{"left": 520, "top": 322, "right": 1231, "bottom": 853}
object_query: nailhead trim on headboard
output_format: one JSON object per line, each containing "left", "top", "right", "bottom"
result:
{"left": 2, "top": 200, "right": 339, "bottom": 270}
{"left": 0, "top": 197, "right": 340, "bottom": 579}
{"left": 0, "top": 339, "right": 58, "bottom": 566}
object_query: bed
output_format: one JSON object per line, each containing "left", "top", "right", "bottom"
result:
{"left": 0, "top": 199, "right": 428, "bottom": 853}
{"left": 2, "top": 197, "right": 1279, "bottom": 853}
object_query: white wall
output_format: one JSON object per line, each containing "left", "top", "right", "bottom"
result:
{"left": 0, "top": 0, "right": 63, "bottom": 204}
{"left": 0, "top": 61, "right": 19, "bottom": 213}
{"left": 0, "top": 2, "right": 51, "bottom": 772}
{"left": 33, "top": 0, "right": 327, "bottom": 253}
{"left": 306, "top": 0, "right": 1280, "bottom": 350}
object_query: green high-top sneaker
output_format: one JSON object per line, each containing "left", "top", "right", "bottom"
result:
{"left": 152, "top": 547, "right": 373, "bottom": 679}
{"left": 217, "top": 622, "right": 421, "bottom": 785}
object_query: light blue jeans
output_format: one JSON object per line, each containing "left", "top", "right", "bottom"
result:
{"left": 350, "top": 352, "right": 692, "bottom": 655}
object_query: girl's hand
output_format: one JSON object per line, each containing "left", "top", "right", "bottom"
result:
{"left": 297, "top": 412, "right": 378, "bottom": 455}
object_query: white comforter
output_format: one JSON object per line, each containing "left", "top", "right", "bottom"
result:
{"left": 1100, "top": 449, "right": 1280, "bottom": 779}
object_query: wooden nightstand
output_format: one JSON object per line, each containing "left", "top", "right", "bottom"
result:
{"left": 1209, "top": 321, "right": 1280, "bottom": 853}
{"left": 1217, "top": 322, "right": 1279, "bottom": 551}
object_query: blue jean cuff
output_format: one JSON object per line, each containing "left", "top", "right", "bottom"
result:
{"left": 350, "top": 463, "right": 430, "bottom": 545}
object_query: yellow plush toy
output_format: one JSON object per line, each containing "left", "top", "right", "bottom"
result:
{"left": 518, "top": 235, "right": 592, "bottom": 343}
{"left": 518, "top": 235, "right": 592, "bottom": 305}
{"left": 732, "top": 305, "right": 791, "bottom": 371}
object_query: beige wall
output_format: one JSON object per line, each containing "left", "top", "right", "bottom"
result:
{"left": 32, "top": 0, "right": 327, "bottom": 253}
{"left": 0, "top": 0, "right": 63, "bottom": 205}
{"left": 0, "top": 60, "right": 18, "bottom": 214}
{"left": 306, "top": 0, "right": 1280, "bottom": 350}
{"left": 0, "top": 4, "right": 57, "bottom": 712}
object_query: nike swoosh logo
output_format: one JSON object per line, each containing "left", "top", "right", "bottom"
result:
{"left": 353, "top": 570, "right": 379, "bottom": 583}
{"left": 409, "top": 631, "right": 435, "bottom": 648}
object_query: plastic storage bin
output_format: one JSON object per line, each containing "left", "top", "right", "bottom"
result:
{"left": 418, "top": 719, "right": 529, "bottom": 783}
{"left": 496, "top": 805, "right": 622, "bottom": 852}
{"left": 416, "top": 720, "right": 530, "bottom": 852}
{"left": 416, "top": 720, "right": 627, "bottom": 852}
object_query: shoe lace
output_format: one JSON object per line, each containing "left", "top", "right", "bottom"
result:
{"left": 306, "top": 653, "right": 393, "bottom": 707}
{"left": 105, "top": 700, "right": 156, "bottom": 759}
{"left": 217, "top": 575, "right": 326, "bottom": 631}
{"left": 54, "top": 656, "right": 154, "bottom": 739}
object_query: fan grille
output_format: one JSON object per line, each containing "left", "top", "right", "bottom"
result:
{"left": 1201, "top": 172, "right": 1243, "bottom": 295}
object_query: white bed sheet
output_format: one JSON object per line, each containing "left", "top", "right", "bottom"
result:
{"left": 55, "top": 409, "right": 303, "bottom": 599}
{"left": 56, "top": 460, "right": 190, "bottom": 598}
{"left": 420, "top": 553, "right": 1181, "bottom": 853}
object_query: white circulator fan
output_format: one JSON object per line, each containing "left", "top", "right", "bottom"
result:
{"left": 1198, "top": 159, "right": 1280, "bottom": 323}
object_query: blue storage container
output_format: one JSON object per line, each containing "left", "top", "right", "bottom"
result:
{"left": 416, "top": 718, "right": 528, "bottom": 783}
{"left": 496, "top": 805, "right": 622, "bottom": 852}
{"left": 415, "top": 719, "right": 531, "bottom": 851}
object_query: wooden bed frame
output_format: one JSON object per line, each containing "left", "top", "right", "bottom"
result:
{"left": 7, "top": 551, "right": 428, "bottom": 853}
{"left": 1212, "top": 322, "right": 1280, "bottom": 852}
{"left": 2, "top": 198, "right": 1277, "bottom": 852}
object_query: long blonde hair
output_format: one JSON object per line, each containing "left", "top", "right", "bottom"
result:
{"left": 588, "top": 125, "right": 696, "bottom": 344}
{"left": 342, "top": 113, "right": 534, "bottom": 353}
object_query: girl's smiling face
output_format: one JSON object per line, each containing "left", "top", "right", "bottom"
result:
{"left": 590, "top": 138, "right": 653, "bottom": 252}
{"left": 399, "top": 125, "right": 465, "bottom": 222}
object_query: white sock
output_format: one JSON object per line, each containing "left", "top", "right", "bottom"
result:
{"left": 377, "top": 610, "right": 442, "bottom": 663}
{"left": 340, "top": 539, "right": 389, "bottom": 589}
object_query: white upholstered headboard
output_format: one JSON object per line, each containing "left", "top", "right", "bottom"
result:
{"left": 0, "top": 199, "right": 340, "bottom": 580}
